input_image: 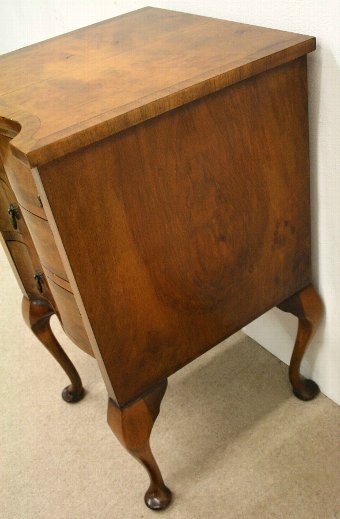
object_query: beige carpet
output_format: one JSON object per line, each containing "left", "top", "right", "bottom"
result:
{"left": 1, "top": 247, "right": 340, "bottom": 519}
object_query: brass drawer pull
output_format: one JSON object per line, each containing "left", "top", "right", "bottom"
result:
{"left": 7, "top": 203, "right": 21, "bottom": 229}
{"left": 33, "top": 271, "right": 44, "bottom": 293}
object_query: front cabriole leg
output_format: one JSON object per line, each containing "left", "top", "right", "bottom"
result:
{"left": 277, "top": 284, "right": 324, "bottom": 401}
{"left": 22, "top": 296, "right": 85, "bottom": 403}
{"left": 107, "top": 379, "right": 172, "bottom": 510}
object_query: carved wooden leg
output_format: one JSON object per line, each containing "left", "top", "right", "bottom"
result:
{"left": 107, "top": 379, "right": 172, "bottom": 511}
{"left": 22, "top": 296, "right": 85, "bottom": 403}
{"left": 277, "top": 284, "right": 323, "bottom": 401}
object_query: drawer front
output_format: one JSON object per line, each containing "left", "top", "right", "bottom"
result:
{"left": 0, "top": 135, "right": 46, "bottom": 218}
{"left": 0, "top": 178, "right": 20, "bottom": 232}
{"left": 5, "top": 239, "right": 49, "bottom": 298}
{"left": 0, "top": 137, "right": 7, "bottom": 184}
{"left": 45, "top": 273, "right": 93, "bottom": 357}
{"left": 20, "top": 206, "right": 68, "bottom": 281}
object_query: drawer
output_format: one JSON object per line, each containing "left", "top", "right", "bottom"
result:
{"left": 0, "top": 133, "right": 9, "bottom": 183}
{"left": 20, "top": 206, "right": 68, "bottom": 281}
{"left": 5, "top": 239, "right": 49, "bottom": 298}
{"left": 0, "top": 178, "right": 21, "bottom": 233}
{"left": 0, "top": 140, "right": 7, "bottom": 184}
{"left": 44, "top": 272, "right": 93, "bottom": 357}
{"left": 0, "top": 134, "right": 46, "bottom": 218}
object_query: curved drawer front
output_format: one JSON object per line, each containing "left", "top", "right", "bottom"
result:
{"left": 44, "top": 273, "right": 93, "bottom": 357}
{"left": 0, "top": 138, "right": 8, "bottom": 183}
{"left": 0, "top": 134, "right": 10, "bottom": 183}
{"left": 0, "top": 178, "right": 19, "bottom": 233}
{"left": 0, "top": 136, "right": 46, "bottom": 218}
{"left": 20, "top": 206, "right": 68, "bottom": 281}
{"left": 6, "top": 239, "right": 49, "bottom": 298}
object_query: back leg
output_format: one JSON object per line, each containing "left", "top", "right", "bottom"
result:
{"left": 277, "top": 284, "right": 323, "bottom": 401}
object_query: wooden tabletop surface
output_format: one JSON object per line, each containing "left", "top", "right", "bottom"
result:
{"left": 0, "top": 7, "right": 315, "bottom": 165}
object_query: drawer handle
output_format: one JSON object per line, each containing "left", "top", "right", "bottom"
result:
{"left": 33, "top": 271, "right": 44, "bottom": 293}
{"left": 8, "top": 203, "right": 21, "bottom": 229}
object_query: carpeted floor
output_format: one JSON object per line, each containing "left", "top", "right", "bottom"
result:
{"left": 1, "top": 246, "right": 340, "bottom": 519}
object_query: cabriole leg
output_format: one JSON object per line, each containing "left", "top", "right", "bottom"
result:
{"left": 22, "top": 296, "right": 85, "bottom": 403}
{"left": 277, "top": 284, "right": 323, "bottom": 401}
{"left": 107, "top": 379, "right": 172, "bottom": 510}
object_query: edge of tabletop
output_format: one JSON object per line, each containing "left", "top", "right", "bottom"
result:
{"left": 1, "top": 32, "right": 315, "bottom": 168}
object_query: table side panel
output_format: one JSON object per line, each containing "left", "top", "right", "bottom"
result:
{"left": 38, "top": 57, "right": 312, "bottom": 406}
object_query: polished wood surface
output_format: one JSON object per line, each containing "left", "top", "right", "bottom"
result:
{"left": 107, "top": 380, "right": 171, "bottom": 510}
{"left": 39, "top": 56, "right": 312, "bottom": 406}
{"left": 0, "top": 133, "right": 52, "bottom": 299}
{"left": 22, "top": 296, "right": 85, "bottom": 403}
{"left": 5, "top": 239, "right": 41, "bottom": 296}
{"left": 0, "top": 129, "right": 86, "bottom": 402}
{"left": 0, "top": 178, "right": 19, "bottom": 232}
{"left": 0, "top": 8, "right": 315, "bottom": 166}
{"left": 20, "top": 207, "right": 68, "bottom": 280}
{"left": 0, "top": 8, "right": 321, "bottom": 511}
{"left": 44, "top": 273, "right": 93, "bottom": 357}
{"left": 0, "top": 133, "right": 46, "bottom": 217}
{"left": 277, "top": 284, "right": 324, "bottom": 400}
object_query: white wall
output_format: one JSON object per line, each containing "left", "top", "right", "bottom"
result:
{"left": 1, "top": 1, "right": 339, "bottom": 404}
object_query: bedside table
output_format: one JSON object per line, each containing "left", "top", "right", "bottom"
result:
{"left": 0, "top": 7, "right": 322, "bottom": 510}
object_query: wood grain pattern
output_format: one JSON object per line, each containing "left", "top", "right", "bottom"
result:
{"left": 0, "top": 7, "right": 315, "bottom": 166}
{"left": 0, "top": 131, "right": 55, "bottom": 302}
{"left": 44, "top": 272, "right": 93, "bottom": 357}
{"left": 38, "top": 57, "right": 312, "bottom": 406}
{"left": 0, "top": 8, "right": 321, "bottom": 510}
{"left": 0, "top": 125, "right": 89, "bottom": 396}
{"left": 20, "top": 207, "right": 68, "bottom": 280}
{"left": 0, "top": 178, "right": 19, "bottom": 232}
{"left": 0, "top": 135, "right": 54, "bottom": 301}
{"left": 5, "top": 239, "right": 43, "bottom": 296}
{"left": 0, "top": 133, "right": 46, "bottom": 217}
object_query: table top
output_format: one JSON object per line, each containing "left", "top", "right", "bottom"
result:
{"left": 0, "top": 7, "right": 315, "bottom": 166}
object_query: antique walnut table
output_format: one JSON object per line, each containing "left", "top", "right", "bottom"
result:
{"left": 0, "top": 7, "right": 322, "bottom": 510}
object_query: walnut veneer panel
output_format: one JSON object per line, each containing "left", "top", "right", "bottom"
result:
{"left": 0, "top": 7, "right": 315, "bottom": 166}
{"left": 38, "top": 57, "right": 311, "bottom": 406}
{"left": 0, "top": 8, "right": 322, "bottom": 510}
{"left": 44, "top": 274, "right": 93, "bottom": 357}
{"left": 5, "top": 239, "right": 42, "bottom": 297}
{"left": 0, "top": 178, "right": 17, "bottom": 232}
{"left": 0, "top": 128, "right": 88, "bottom": 353}
{"left": 20, "top": 207, "right": 68, "bottom": 281}
{"left": 0, "top": 138, "right": 46, "bottom": 217}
